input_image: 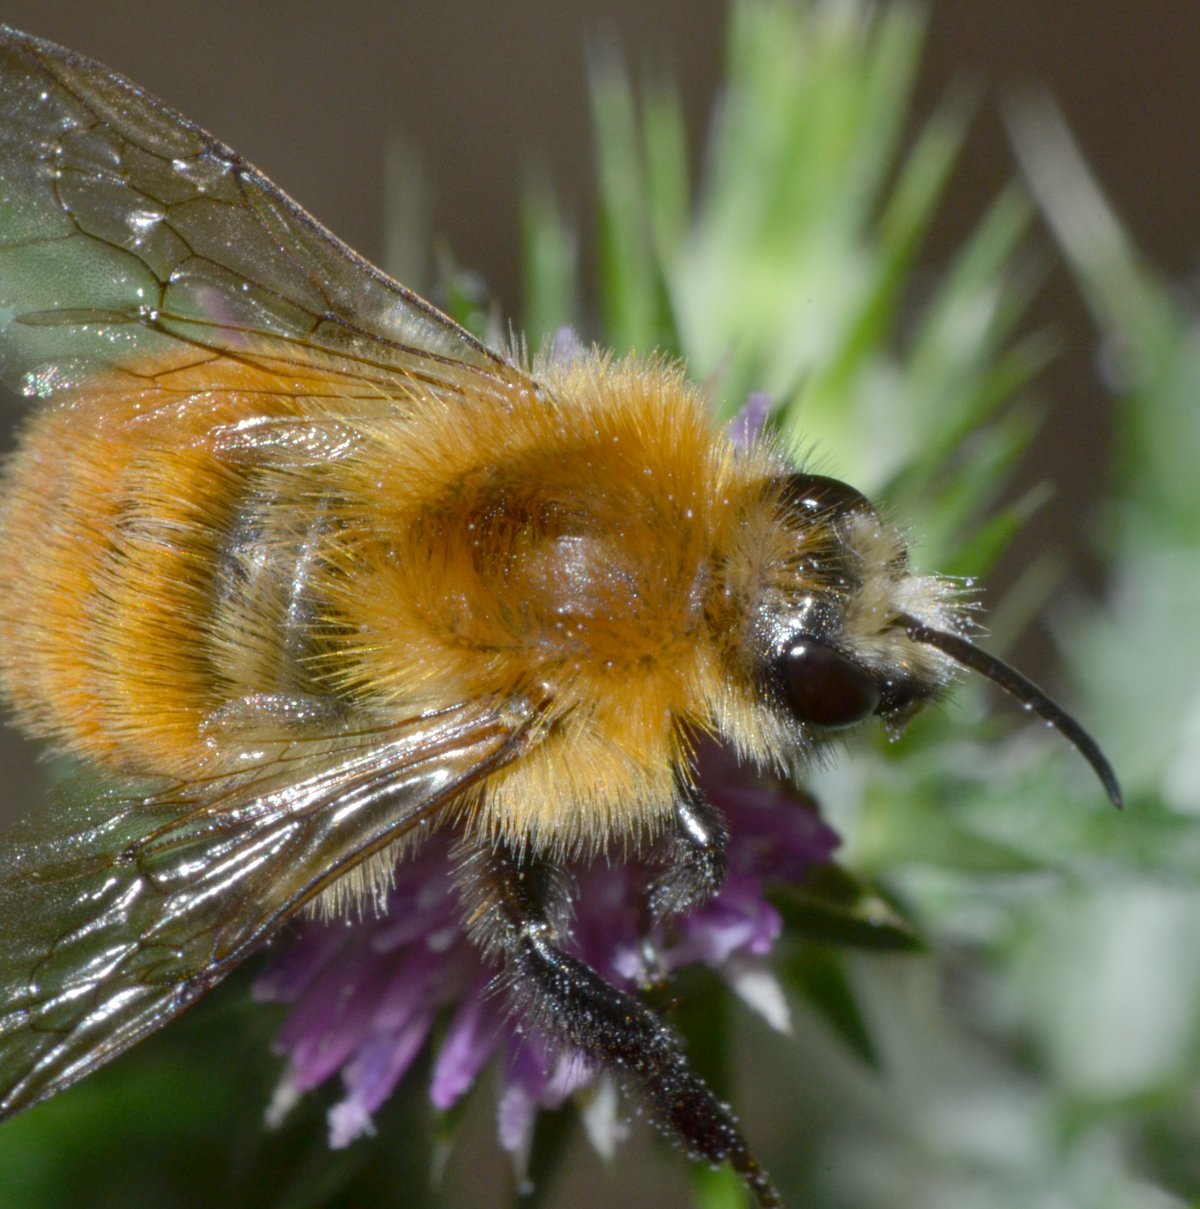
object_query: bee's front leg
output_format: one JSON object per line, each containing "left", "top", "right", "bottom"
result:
{"left": 644, "top": 781, "right": 730, "bottom": 928}
{"left": 632, "top": 782, "right": 730, "bottom": 984}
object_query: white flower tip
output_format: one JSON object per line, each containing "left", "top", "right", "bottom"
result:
{"left": 264, "top": 1074, "right": 301, "bottom": 1130}
{"left": 580, "top": 1072, "right": 631, "bottom": 1162}
{"left": 328, "top": 1100, "right": 378, "bottom": 1149}
{"left": 548, "top": 326, "right": 586, "bottom": 367}
{"left": 727, "top": 956, "right": 792, "bottom": 1035}
{"left": 497, "top": 1084, "right": 536, "bottom": 1190}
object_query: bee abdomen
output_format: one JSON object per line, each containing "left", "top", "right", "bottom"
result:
{"left": 0, "top": 395, "right": 331, "bottom": 777}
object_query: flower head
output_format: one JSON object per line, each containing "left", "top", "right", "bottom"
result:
{"left": 254, "top": 739, "right": 838, "bottom": 1175}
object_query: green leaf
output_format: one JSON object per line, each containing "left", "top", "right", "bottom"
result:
{"left": 691, "top": 1160, "right": 756, "bottom": 1209}
{"left": 517, "top": 1106, "right": 576, "bottom": 1209}
{"left": 779, "top": 944, "right": 882, "bottom": 1068}
{"left": 520, "top": 173, "right": 579, "bottom": 349}
{"left": 590, "top": 55, "right": 674, "bottom": 354}
{"left": 772, "top": 865, "right": 924, "bottom": 951}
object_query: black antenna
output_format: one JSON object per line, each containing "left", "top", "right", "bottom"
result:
{"left": 900, "top": 615, "right": 1123, "bottom": 809}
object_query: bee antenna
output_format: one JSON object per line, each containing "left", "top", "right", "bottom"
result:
{"left": 899, "top": 614, "right": 1123, "bottom": 809}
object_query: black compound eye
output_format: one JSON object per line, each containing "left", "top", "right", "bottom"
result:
{"left": 778, "top": 473, "right": 875, "bottom": 520}
{"left": 774, "top": 639, "right": 881, "bottom": 730}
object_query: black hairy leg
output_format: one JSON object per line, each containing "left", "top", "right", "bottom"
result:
{"left": 456, "top": 835, "right": 780, "bottom": 1209}
{"left": 644, "top": 781, "right": 730, "bottom": 928}
{"left": 637, "top": 782, "right": 730, "bottom": 983}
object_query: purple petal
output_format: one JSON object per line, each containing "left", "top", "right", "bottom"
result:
{"left": 372, "top": 948, "right": 438, "bottom": 1030}
{"left": 369, "top": 863, "right": 457, "bottom": 953}
{"left": 252, "top": 922, "right": 348, "bottom": 1004}
{"left": 274, "top": 948, "right": 394, "bottom": 1092}
{"left": 430, "top": 982, "right": 500, "bottom": 1111}
{"left": 571, "top": 864, "right": 641, "bottom": 985}
{"left": 548, "top": 325, "right": 586, "bottom": 367}
{"left": 669, "top": 873, "right": 782, "bottom": 967}
{"left": 274, "top": 937, "right": 438, "bottom": 1093}
{"left": 504, "top": 1032, "right": 555, "bottom": 1103}
{"left": 728, "top": 391, "right": 772, "bottom": 448}
{"left": 697, "top": 743, "right": 840, "bottom": 879}
{"left": 497, "top": 1036, "right": 598, "bottom": 1183}
{"left": 329, "top": 1007, "right": 435, "bottom": 1147}
{"left": 538, "top": 1049, "right": 596, "bottom": 1107}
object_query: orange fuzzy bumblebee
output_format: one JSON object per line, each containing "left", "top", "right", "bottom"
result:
{"left": 0, "top": 27, "right": 1120, "bottom": 1208}
{"left": 0, "top": 346, "right": 837, "bottom": 857}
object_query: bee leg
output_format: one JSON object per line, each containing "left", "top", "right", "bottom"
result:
{"left": 637, "top": 784, "right": 729, "bottom": 980}
{"left": 457, "top": 839, "right": 780, "bottom": 1209}
{"left": 645, "top": 782, "right": 729, "bottom": 928}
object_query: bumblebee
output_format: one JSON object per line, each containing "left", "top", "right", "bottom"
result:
{"left": 0, "top": 28, "right": 1119, "bottom": 1207}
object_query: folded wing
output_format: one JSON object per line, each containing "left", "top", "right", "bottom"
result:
{"left": 0, "top": 703, "right": 526, "bottom": 1118}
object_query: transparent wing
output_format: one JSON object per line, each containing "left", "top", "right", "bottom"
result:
{"left": 0, "top": 26, "right": 523, "bottom": 411}
{"left": 0, "top": 703, "right": 525, "bottom": 1118}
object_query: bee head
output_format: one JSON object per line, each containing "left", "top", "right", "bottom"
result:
{"left": 746, "top": 472, "right": 1122, "bottom": 806}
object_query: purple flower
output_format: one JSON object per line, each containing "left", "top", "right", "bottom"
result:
{"left": 728, "top": 390, "right": 773, "bottom": 448}
{"left": 254, "top": 739, "right": 838, "bottom": 1178}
